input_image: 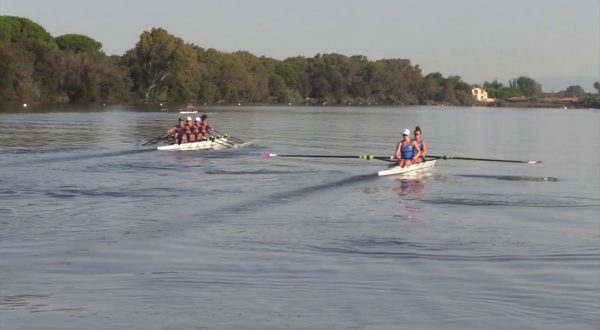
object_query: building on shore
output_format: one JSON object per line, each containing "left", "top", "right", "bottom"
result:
{"left": 471, "top": 87, "right": 495, "bottom": 103}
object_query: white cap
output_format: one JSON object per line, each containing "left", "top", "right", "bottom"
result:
{"left": 402, "top": 128, "right": 410, "bottom": 135}
{"left": 186, "top": 116, "right": 192, "bottom": 121}
{"left": 195, "top": 117, "right": 201, "bottom": 121}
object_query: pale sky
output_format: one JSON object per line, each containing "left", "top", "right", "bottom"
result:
{"left": 1, "top": 0, "right": 599, "bottom": 89}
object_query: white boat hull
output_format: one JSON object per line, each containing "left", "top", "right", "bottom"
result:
{"left": 157, "top": 138, "right": 229, "bottom": 151}
{"left": 378, "top": 160, "right": 436, "bottom": 176}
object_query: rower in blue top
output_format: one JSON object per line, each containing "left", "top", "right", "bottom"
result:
{"left": 395, "top": 128, "right": 421, "bottom": 168}
{"left": 413, "top": 126, "right": 427, "bottom": 163}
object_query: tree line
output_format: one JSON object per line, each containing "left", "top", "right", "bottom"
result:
{"left": 1, "top": 16, "right": 599, "bottom": 107}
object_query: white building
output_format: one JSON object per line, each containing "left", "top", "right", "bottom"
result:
{"left": 471, "top": 87, "right": 494, "bottom": 102}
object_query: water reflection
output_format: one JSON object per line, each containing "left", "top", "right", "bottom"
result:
{"left": 393, "top": 177, "right": 425, "bottom": 219}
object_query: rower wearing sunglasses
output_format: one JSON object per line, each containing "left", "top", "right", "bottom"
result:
{"left": 413, "top": 126, "right": 427, "bottom": 163}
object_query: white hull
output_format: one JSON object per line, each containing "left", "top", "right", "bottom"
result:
{"left": 179, "top": 110, "right": 197, "bottom": 114}
{"left": 378, "top": 160, "right": 436, "bottom": 176}
{"left": 157, "top": 138, "right": 229, "bottom": 151}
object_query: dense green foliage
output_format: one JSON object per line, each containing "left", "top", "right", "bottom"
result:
{"left": 55, "top": 34, "right": 102, "bottom": 53}
{"left": 563, "top": 85, "right": 585, "bottom": 97}
{"left": 0, "top": 16, "right": 55, "bottom": 45}
{"left": 509, "top": 76, "right": 542, "bottom": 97}
{"left": 482, "top": 80, "right": 521, "bottom": 99}
{"left": 0, "top": 16, "right": 130, "bottom": 102}
{"left": 0, "top": 16, "right": 598, "bottom": 108}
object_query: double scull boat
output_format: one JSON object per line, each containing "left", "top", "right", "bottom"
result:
{"left": 378, "top": 159, "right": 436, "bottom": 176}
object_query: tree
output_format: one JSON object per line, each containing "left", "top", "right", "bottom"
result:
{"left": 509, "top": 76, "right": 541, "bottom": 97}
{"left": 55, "top": 34, "right": 102, "bottom": 53}
{"left": 563, "top": 85, "right": 585, "bottom": 97}
{"left": 0, "top": 16, "right": 55, "bottom": 45}
{"left": 594, "top": 81, "right": 600, "bottom": 94}
{"left": 122, "top": 28, "right": 201, "bottom": 101}
{"left": 0, "top": 45, "right": 38, "bottom": 101}
{"left": 483, "top": 80, "right": 520, "bottom": 99}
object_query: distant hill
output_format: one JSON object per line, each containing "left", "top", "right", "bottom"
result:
{"left": 536, "top": 76, "right": 599, "bottom": 93}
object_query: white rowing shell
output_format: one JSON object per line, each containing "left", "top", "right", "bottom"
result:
{"left": 157, "top": 138, "right": 229, "bottom": 151}
{"left": 378, "top": 159, "right": 436, "bottom": 176}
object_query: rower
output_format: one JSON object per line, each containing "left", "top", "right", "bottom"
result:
{"left": 413, "top": 126, "right": 427, "bottom": 163}
{"left": 194, "top": 117, "right": 206, "bottom": 140}
{"left": 395, "top": 128, "right": 420, "bottom": 168}
{"left": 199, "top": 114, "right": 213, "bottom": 137}
{"left": 166, "top": 118, "right": 186, "bottom": 144}
{"left": 182, "top": 116, "right": 196, "bottom": 143}
{"left": 186, "top": 102, "right": 195, "bottom": 112}
{"left": 184, "top": 116, "right": 200, "bottom": 142}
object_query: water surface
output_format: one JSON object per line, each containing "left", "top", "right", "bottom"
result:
{"left": 1, "top": 105, "right": 599, "bottom": 329}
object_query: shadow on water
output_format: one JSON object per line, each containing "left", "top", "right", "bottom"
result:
{"left": 206, "top": 169, "right": 315, "bottom": 175}
{"left": 456, "top": 174, "right": 560, "bottom": 182}
{"left": 423, "top": 193, "right": 600, "bottom": 207}
{"left": 1, "top": 148, "right": 157, "bottom": 166}
{"left": 214, "top": 173, "right": 378, "bottom": 215}
{"left": 303, "top": 244, "right": 600, "bottom": 262}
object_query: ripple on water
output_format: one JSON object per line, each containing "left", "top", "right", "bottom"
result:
{"left": 423, "top": 193, "right": 600, "bottom": 207}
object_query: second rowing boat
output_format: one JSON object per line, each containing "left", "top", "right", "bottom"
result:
{"left": 157, "top": 137, "right": 229, "bottom": 151}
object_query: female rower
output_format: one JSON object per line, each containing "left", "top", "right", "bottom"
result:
{"left": 199, "top": 114, "right": 213, "bottom": 137}
{"left": 194, "top": 117, "right": 206, "bottom": 140}
{"left": 395, "top": 128, "right": 420, "bottom": 167}
{"left": 166, "top": 118, "right": 186, "bottom": 144}
{"left": 184, "top": 116, "right": 198, "bottom": 142}
{"left": 413, "top": 126, "right": 427, "bottom": 163}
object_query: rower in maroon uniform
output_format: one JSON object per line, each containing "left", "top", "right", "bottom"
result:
{"left": 198, "top": 114, "right": 213, "bottom": 138}
{"left": 166, "top": 118, "right": 186, "bottom": 144}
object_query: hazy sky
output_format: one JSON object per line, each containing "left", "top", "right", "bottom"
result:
{"left": 2, "top": 0, "right": 599, "bottom": 86}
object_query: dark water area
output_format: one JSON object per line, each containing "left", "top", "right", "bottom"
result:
{"left": 1, "top": 105, "right": 599, "bottom": 329}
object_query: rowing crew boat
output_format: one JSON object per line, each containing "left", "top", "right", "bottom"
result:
{"left": 157, "top": 137, "right": 229, "bottom": 151}
{"left": 378, "top": 159, "right": 436, "bottom": 176}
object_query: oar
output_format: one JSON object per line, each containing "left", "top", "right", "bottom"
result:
{"left": 427, "top": 155, "right": 542, "bottom": 164}
{"left": 214, "top": 130, "right": 245, "bottom": 144}
{"left": 208, "top": 135, "right": 236, "bottom": 148}
{"left": 262, "top": 152, "right": 396, "bottom": 162}
{"left": 142, "top": 132, "right": 169, "bottom": 146}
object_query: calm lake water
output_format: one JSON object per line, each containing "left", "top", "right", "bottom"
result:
{"left": 1, "top": 105, "right": 599, "bottom": 330}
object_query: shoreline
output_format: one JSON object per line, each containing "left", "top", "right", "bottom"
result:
{"left": 0, "top": 100, "right": 597, "bottom": 111}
